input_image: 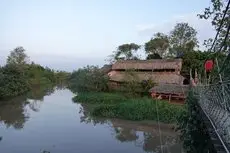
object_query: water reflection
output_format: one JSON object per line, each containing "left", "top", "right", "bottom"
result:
{"left": 112, "top": 119, "right": 182, "bottom": 153}
{"left": 26, "top": 85, "right": 55, "bottom": 112}
{"left": 0, "top": 85, "right": 56, "bottom": 129}
{"left": 0, "top": 89, "right": 182, "bottom": 153}
{"left": 114, "top": 127, "right": 139, "bottom": 142}
{"left": 0, "top": 95, "right": 29, "bottom": 129}
{"left": 79, "top": 104, "right": 183, "bottom": 153}
{"left": 27, "top": 85, "right": 55, "bottom": 101}
{"left": 79, "top": 103, "right": 108, "bottom": 125}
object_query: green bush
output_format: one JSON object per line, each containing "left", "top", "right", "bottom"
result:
{"left": 72, "top": 92, "right": 127, "bottom": 104}
{"left": 0, "top": 65, "right": 29, "bottom": 99}
{"left": 122, "top": 69, "right": 156, "bottom": 96}
{"left": 69, "top": 66, "right": 109, "bottom": 92}
{"left": 26, "top": 64, "right": 69, "bottom": 86}
{"left": 0, "top": 47, "right": 69, "bottom": 99}
{"left": 74, "top": 92, "right": 185, "bottom": 123}
{"left": 91, "top": 98, "right": 184, "bottom": 123}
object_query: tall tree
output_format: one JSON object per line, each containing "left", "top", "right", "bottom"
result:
{"left": 169, "top": 23, "right": 198, "bottom": 57}
{"left": 7, "top": 46, "right": 29, "bottom": 66}
{"left": 114, "top": 43, "right": 140, "bottom": 60}
{"left": 145, "top": 32, "right": 169, "bottom": 58}
{"left": 6, "top": 46, "right": 29, "bottom": 74}
{"left": 198, "top": 0, "right": 230, "bottom": 53}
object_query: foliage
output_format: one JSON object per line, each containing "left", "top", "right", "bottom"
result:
{"left": 0, "top": 65, "right": 30, "bottom": 98}
{"left": 181, "top": 50, "right": 227, "bottom": 79}
{"left": 198, "top": 0, "right": 230, "bottom": 52}
{"left": 7, "top": 46, "right": 29, "bottom": 66}
{"left": 74, "top": 92, "right": 185, "bottom": 123}
{"left": 146, "top": 53, "right": 162, "bottom": 59}
{"left": 143, "top": 22, "right": 199, "bottom": 60}
{"left": 140, "top": 79, "right": 156, "bottom": 93}
{"left": 72, "top": 92, "right": 127, "bottom": 104}
{"left": 55, "top": 70, "right": 70, "bottom": 84}
{"left": 69, "top": 67, "right": 155, "bottom": 96}
{"left": 26, "top": 64, "right": 55, "bottom": 85}
{"left": 0, "top": 47, "right": 30, "bottom": 98}
{"left": 145, "top": 32, "right": 169, "bottom": 58}
{"left": 69, "top": 65, "right": 109, "bottom": 92}
{"left": 91, "top": 97, "right": 185, "bottom": 123}
{"left": 122, "top": 69, "right": 156, "bottom": 96}
{"left": 176, "top": 91, "right": 216, "bottom": 152}
{"left": 198, "top": 0, "right": 230, "bottom": 83}
{"left": 169, "top": 23, "right": 198, "bottom": 57}
{"left": 26, "top": 63, "right": 69, "bottom": 85}
{"left": 181, "top": 51, "right": 210, "bottom": 75}
{"left": 0, "top": 47, "right": 69, "bottom": 99}
{"left": 113, "top": 43, "right": 141, "bottom": 60}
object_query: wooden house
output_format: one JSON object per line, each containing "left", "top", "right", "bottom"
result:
{"left": 107, "top": 59, "right": 189, "bottom": 100}
{"left": 108, "top": 59, "right": 186, "bottom": 84}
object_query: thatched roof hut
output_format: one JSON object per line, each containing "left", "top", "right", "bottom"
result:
{"left": 108, "top": 59, "right": 185, "bottom": 85}
{"left": 109, "top": 71, "right": 184, "bottom": 84}
{"left": 112, "top": 59, "right": 182, "bottom": 71}
{"left": 149, "top": 84, "right": 189, "bottom": 95}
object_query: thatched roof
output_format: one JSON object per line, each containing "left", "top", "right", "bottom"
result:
{"left": 112, "top": 59, "right": 182, "bottom": 70}
{"left": 149, "top": 84, "right": 189, "bottom": 95}
{"left": 109, "top": 71, "right": 184, "bottom": 84}
{"left": 101, "top": 64, "right": 112, "bottom": 74}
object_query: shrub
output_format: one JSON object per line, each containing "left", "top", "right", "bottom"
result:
{"left": 0, "top": 65, "right": 29, "bottom": 99}
{"left": 74, "top": 92, "right": 185, "bottom": 123}
{"left": 91, "top": 98, "right": 184, "bottom": 123}
{"left": 72, "top": 92, "right": 127, "bottom": 104}
{"left": 69, "top": 66, "right": 109, "bottom": 92}
{"left": 122, "top": 69, "right": 156, "bottom": 96}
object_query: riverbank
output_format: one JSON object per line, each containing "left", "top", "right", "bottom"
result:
{"left": 73, "top": 92, "right": 186, "bottom": 124}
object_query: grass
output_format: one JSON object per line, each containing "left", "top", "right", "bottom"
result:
{"left": 72, "top": 92, "right": 128, "bottom": 104}
{"left": 73, "top": 92, "right": 186, "bottom": 124}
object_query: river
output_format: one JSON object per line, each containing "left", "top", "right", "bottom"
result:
{"left": 0, "top": 87, "right": 183, "bottom": 153}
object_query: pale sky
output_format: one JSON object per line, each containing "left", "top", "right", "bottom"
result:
{"left": 0, "top": 0, "right": 215, "bottom": 71}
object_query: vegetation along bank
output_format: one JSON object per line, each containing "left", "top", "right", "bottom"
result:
{"left": 73, "top": 92, "right": 185, "bottom": 124}
{"left": 0, "top": 47, "right": 70, "bottom": 99}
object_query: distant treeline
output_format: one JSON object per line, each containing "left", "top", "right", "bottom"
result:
{"left": 0, "top": 46, "right": 70, "bottom": 99}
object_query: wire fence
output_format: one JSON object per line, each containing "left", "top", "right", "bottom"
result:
{"left": 193, "top": 81, "right": 230, "bottom": 150}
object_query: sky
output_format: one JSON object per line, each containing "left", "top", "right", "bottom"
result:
{"left": 0, "top": 0, "right": 215, "bottom": 71}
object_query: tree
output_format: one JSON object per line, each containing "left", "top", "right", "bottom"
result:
{"left": 7, "top": 46, "right": 29, "bottom": 66}
{"left": 145, "top": 32, "right": 169, "bottom": 58}
{"left": 0, "top": 65, "right": 29, "bottom": 98}
{"left": 181, "top": 51, "right": 210, "bottom": 75}
{"left": 198, "top": 0, "right": 229, "bottom": 52}
{"left": 69, "top": 66, "right": 109, "bottom": 92}
{"left": 198, "top": 0, "right": 230, "bottom": 82}
{"left": 114, "top": 43, "right": 140, "bottom": 60}
{"left": 169, "top": 23, "right": 198, "bottom": 57}
{"left": 146, "top": 53, "right": 162, "bottom": 60}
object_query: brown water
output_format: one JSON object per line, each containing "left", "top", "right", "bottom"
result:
{"left": 0, "top": 87, "right": 183, "bottom": 153}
